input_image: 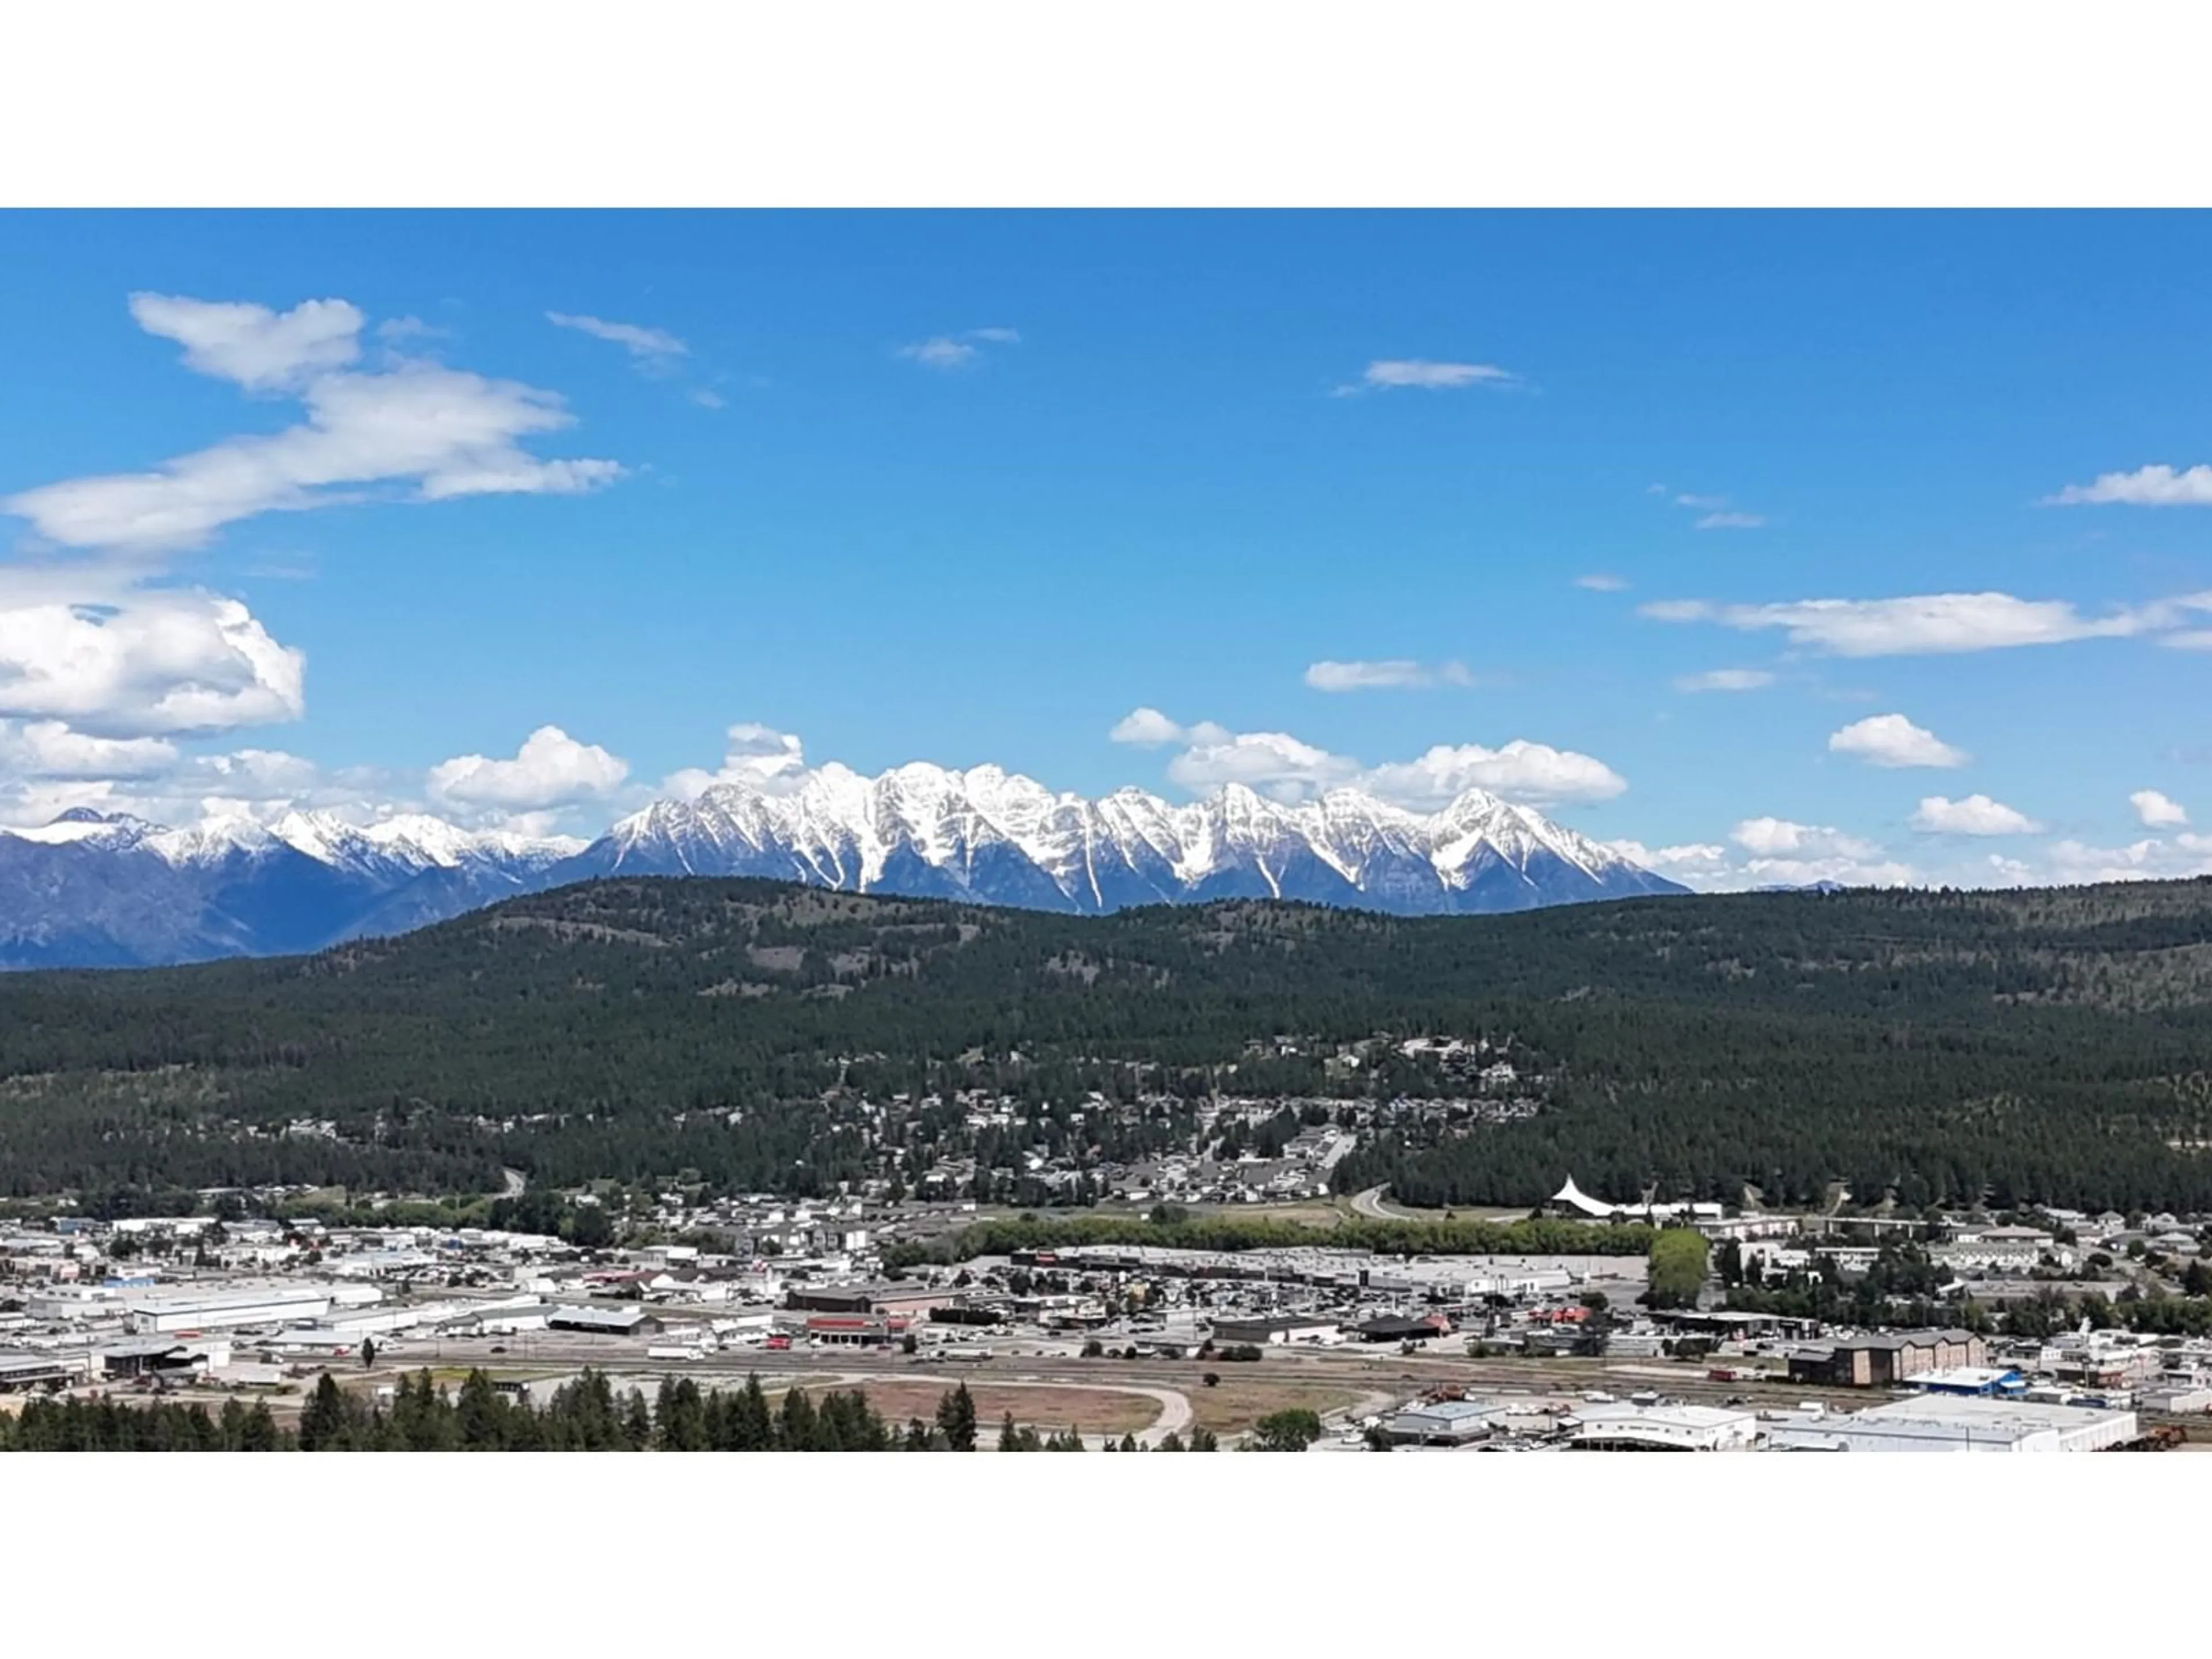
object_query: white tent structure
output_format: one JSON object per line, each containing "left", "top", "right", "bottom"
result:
{"left": 1550, "top": 1176, "right": 1724, "bottom": 1223}
{"left": 1551, "top": 1177, "right": 1619, "bottom": 1218}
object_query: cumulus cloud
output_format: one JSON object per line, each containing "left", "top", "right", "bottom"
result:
{"left": 427, "top": 725, "right": 629, "bottom": 810}
{"left": 1575, "top": 573, "right": 1628, "bottom": 592}
{"left": 0, "top": 720, "right": 178, "bottom": 780}
{"left": 2131, "top": 788, "right": 2188, "bottom": 827}
{"left": 546, "top": 311, "right": 688, "bottom": 368}
{"left": 1673, "top": 668, "right": 1774, "bottom": 693}
{"left": 0, "top": 590, "right": 305, "bottom": 737}
{"left": 1643, "top": 590, "right": 2212, "bottom": 657}
{"left": 1910, "top": 794, "right": 2041, "bottom": 835}
{"left": 5, "top": 293, "right": 624, "bottom": 556}
{"left": 2041, "top": 834, "right": 2212, "bottom": 883}
{"left": 130, "top": 293, "right": 364, "bottom": 393}
{"left": 1601, "top": 839, "right": 1734, "bottom": 882}
{"left": 1605, "top": 819, "right": 1914, "bottom": 891}
{"left": 1361, "top": 741, "right": 1626, "bottom": 809}
{"left": 662, "top": 722, "right": 811, "bottom": 800}
{"left": 1338, "top": 359, "right": 1516, "bottom": 395}
{"left": 1731, "top": 817, "right": 1882, "bottom": 860}
{"left": 897, "top": 328, "right": 1021, "bottom": 370}
{"left": 1109, "top": 707, "right": 1189, "bottom": 747}
{"left": 1303, "top": 658, "right": 1474, "bottom": 692}
{"left": 1167, "top": 731, "right": 1353, "bottom": 801}
{"left": 2046, "top": 464, "right": 2212, "bottom": 506}
{"left": 1828, "top": 713, "right": 1967, "bottom": 768}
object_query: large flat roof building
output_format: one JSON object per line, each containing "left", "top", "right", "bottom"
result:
{"left": 1767, "top": 1396, "right": 2138, "bottom": 1453}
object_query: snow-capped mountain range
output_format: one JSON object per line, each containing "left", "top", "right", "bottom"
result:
{"left": 0, "top": 766, "right": 1684, "bottom": 968}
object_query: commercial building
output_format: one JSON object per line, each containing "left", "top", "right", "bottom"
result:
{"left": 1567, "top": 1403, "right": 1759, "bottom": 1452}
{"left": 547, "top": 1305, "right": 661, "bottom": 1337}
{"left": 1787, "top": 1329, "right": 1986, "bottom": 1388}
{"left": 1767, "top": 1396, "right": 2138, "bottom": 1453}
{"left": 1209, "top": 1313, "right": 1342, "bottom": 1347}
{"left": 125, "top": 1285, "right": 337, "bottom": 1334}
{"left": 1384, "top": 1399, "right": 1510, "bottom": 1445}
{"left": 802, "top": 1314, "right": 910, "bottom": 1347}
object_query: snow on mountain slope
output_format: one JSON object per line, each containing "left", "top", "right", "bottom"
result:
{"left": 0, "top": 766, "right": 1682, "bottom": 967}
{"left": 570, "top": 763, "right": 1684, "bottom": 915}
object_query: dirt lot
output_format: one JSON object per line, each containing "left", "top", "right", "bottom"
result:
{"left": 852, "top": 1380, "right": 1164, "bottom": 1436}
{"left": 1188, "top": 1377, "right": 1362, "bottom": 1437}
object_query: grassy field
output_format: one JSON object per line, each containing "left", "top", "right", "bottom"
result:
{"left": 851, "top": 1380, "right": 1162, "bottom": 1437}
{"left": 1188, "top": 1377, "right": 1362, "bottom": 1437}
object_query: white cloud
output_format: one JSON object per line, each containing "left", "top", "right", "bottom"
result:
{"left": 1108, "top": 707, "right": 1189, "bottom": 747}
{"left": 900, "top": 338, "right": 975, "bottom": 369}
{"left": 1347, "top": 359, "right": 1516, "bottom": 392}
{"left": 2041, "top": 834, "right": 2212, "bottom": 883}
{"left": 1828, "top": 713, "right": 1968, "bottom": 769}
{"left": 427, "top": 725, "right": 629, "bottom": 810}
{"left": 1166, "top": 731, "right": 1355, "bottom": 801}
{"left": 662, "top": 723, "right": 810, "bottom": 800}
{"left": 1731, "top": 817, "right": 1882, "bottom": 860}
{"left": 1575, "top": 573, "right": 1628, "bottom": 592}
{"left": 1673, "top": 668, "right": 1774, "bottom": 693}
{"left": 1602, "top": 839, "right": 1734, "bottom": 882}
{"left": 1910, "top": 794, "right": 2041, "bottom": 835}
{"left": 5, "top": 295, "right": 624, "bottom": 556}
{"left": 2162, "top": 630, "right": 2212, "bottom": 652}
{"left": 546, "top": 311, "right": 688, "bottom": 367}
{"left": 898, "top": 328, "right": 1020, "bottom": 370}
{"left": 0, "top": 590, "right": 305, "bottom": 737}
{"left": 129, "top": 293, "right": 363, "bottom": 393}
{"left": 1643, "top": 590, "right": 2212, "bottom": 657}
{"left": 1359, "top": 740, "right": 1627, "bottom": 809}
{"left": 1303, "top": 658, "right": 1473, "bottom": 692}
{"left": 1138, "top": 710, "right": 1625, "bottom": 809}
{"left": 1694, "top": 511, "right": 1766, "bottom": 531}
{"left": 2131, "top": 788, "right": 2188, "bottom": 827}
{"left": 2047, "top": 464, "right": 2212, "bottom": 506}
{"left": 1609, "top": 820, "right": 1914, "bottom": 891}
{"left": 0, "top": 720, "right": 177, "bottom": 780}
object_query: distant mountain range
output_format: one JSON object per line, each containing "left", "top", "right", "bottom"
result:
{"left": 0, "top": 765, "right": 1685, "bottom": 967}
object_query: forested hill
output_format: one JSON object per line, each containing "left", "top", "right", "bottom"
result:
{"left": 6, "top": 874, "right": 2212, "bottom": 1213}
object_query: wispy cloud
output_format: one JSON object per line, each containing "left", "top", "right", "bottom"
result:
{"left": 1672, "top": 668, "right": 1774, "bottom": 693}
{"left": 1304, "top": 658, "right": 1474, "bottom": 692}
{"left": 1575, "top": 573, "right": 1629, "bottom": 592}
{"left": 2047, "top": 463, "right": 2212, "bottom": 506}
{"left": 546, "top": 311, "right": 688, "bottom": 370}
{"left": 1657, "top": 487, "right": 1766, "bottom": 531}
{"left": 6, "top": 295, "right": 623, "bottom": 558}
{"left": 1332, "top": 358, "right": 1516, "bottom": 396}
{"left": 899, "top": 327, "right": 1021, "bottom": 370}
{"left": 1642, "top": 589, "right": 2212, "bottom": 657}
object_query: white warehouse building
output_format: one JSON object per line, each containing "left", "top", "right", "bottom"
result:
{"left": 124, "top": 1284, "right": 342, "bottom": 1334}
{"left": 1766, "top": 1396, "right": 2138, "bottom": 1453}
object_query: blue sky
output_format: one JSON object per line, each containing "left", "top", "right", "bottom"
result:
{"left": 2, "top": 210, "right": 2210, "bottom": 887}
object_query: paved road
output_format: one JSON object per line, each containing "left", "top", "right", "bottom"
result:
{"left": 1350, "top": 1185, "right": 1407, "bottom": 1221}
{"left": 499, "top": 1168, "right": 527, "bottom": 1199}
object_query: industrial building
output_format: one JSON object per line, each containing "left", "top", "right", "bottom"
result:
{"left": 1787, "top": 1329, "right": 1987, "bottom": 1388}
{"left": 1209, "top": 1313, "right": 1342, "bottom": 1346}
{"left": 124, "top": 1284, "right": 339, "bottom": 1334}
{"left": 1766, "top": 1396, "right": 2139, "bottom": 1453}
{"left": 1567, "top": 1403, "right": 1760, "bottom": 1451}
{"left": 1384, "top": 1399, "right": 1510, "bottom": 1445}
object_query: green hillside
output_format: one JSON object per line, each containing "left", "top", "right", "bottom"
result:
{"left": 4, "top": 875, "right": 2212, "bottom": 1214}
